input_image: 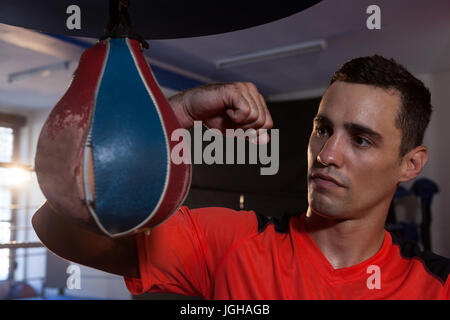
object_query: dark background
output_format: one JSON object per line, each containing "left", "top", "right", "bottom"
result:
{"left": 183, "top": 97, "right": 320, "bottom": 217}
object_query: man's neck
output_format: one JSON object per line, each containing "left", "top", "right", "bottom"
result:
{"left": 304, "top": 207, "right": 387, "bottom": 270}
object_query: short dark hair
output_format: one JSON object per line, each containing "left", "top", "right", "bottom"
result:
{"left": 329, "top": 54, "right": 432, "bottom": 156}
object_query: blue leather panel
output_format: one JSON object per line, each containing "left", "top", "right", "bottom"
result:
{"left": 90, "top": 38, "right": 168, "bottom": 235}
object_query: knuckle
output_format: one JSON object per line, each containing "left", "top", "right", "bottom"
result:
{"left": 248, "top": 111, "right": 259, "bottom": 122}
{"left": 241, "top": 103, "right": 252, "bottom": 117}
{"left": 223, "top": 82, "right": 240, "bottom": 95}
{"left": 258, "top": 93, "right": 266, "bottom": 104}
{"left": 228, "top": 83, "right": 240, "bottom": 94}
{"left": 246, "top": 82, "right": 258, "bottom": 92}
{"left": 233, "top": 82, "right": 246, "bottom": 91}
{"left": 255, "top": 117, "right": 265, "bottom": 127}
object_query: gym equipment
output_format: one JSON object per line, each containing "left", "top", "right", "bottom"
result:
{"left": 387, "top": 179, "right": 439, "bottom": 251}
{"left": 1, "top": 0, "right": 322, "bottom": 237}
{"left": 412, "top": 178, "right": 439, "bottom": 251}
{"left": 0, "top": 0, "right": 322, "bottom": 39}
{"left": 34, "top": 1, "right": 192, "bottom": 237}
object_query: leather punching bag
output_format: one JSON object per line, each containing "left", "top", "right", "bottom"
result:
{"left": 35, "top": 37, "right": 191, "bottom": 237}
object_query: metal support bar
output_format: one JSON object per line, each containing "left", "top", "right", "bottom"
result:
{"left": 0, "top": 242, "right": 44, "bottom": 249}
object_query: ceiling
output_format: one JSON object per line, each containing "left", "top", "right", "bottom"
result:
{"left": 1, "top": 0, "right": 450, "bottom": 109}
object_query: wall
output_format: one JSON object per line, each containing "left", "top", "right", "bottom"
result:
{"left": 417, "top": 70, "right": 450, "bottom": 258}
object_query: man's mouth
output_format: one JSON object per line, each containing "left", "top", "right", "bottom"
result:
{"left": 309, "top": 172, "right": 346, "bottom": 188}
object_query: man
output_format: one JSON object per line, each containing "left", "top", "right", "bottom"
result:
{"left": 33, "top": 55, "right": 450, "bottom": 299}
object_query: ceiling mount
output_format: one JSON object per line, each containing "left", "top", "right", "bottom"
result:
{"left": 99, "top": 0, "right": 149, "bottom": 49}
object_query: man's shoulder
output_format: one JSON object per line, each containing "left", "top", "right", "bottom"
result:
{"left": 391, "top": 232, "right": 450, "bottom": 285}
{"left": 178, "top": 207, "right": 306, "bottom": 237}
{"left": 182, "top": 206, "right": 256, "bottom": 221}
{"left": 179, "top": 206, "right": 259, "bottom": 234}
{"left": 412, "top": 250, "right": 450, "bottom": 286}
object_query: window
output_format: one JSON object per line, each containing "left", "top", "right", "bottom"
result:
{"left": 0, "top": 126, "right": 14, "bottom": 280}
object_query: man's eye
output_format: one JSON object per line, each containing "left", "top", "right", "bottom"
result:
{"left": 315, "top": 126, "right": 329, "bottom": 137}
{"left": 354, "top": 136, "right": 371, "bottom": 147}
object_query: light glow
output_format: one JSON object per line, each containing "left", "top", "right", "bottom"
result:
{"left": 0, "top": 167, "right": 32, "bottom": 187}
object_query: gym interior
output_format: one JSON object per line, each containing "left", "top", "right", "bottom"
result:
{"left": 0, "top": 0, "right": 449, "bottom": 300}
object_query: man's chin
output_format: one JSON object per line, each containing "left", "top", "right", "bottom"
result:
{"left": 308, "top": 192, "right": 332, "bottom": 212}
{"left": 308, "top": 198, "right": 346, "bottom": 220}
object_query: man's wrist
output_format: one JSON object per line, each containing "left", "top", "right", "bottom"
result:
{"left": 168, "top": 91, "right": 195, "bottom": 129}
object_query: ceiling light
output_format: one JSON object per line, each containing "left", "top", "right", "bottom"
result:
{"left": 216, "top": 39, "right": 326, "bottom": 69}
{"left": 7, "top": 61, "right": 70, "bottom": 83}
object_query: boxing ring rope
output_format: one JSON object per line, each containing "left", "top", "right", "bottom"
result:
{"left": 0, "top": 203, "right": 46, "bottom": 276}
{"left": 1, "top": 120, "right": 125, "bottom": 299}
{"left": 0, "top": 202, "right": 63, "bottom": 299}
{"left": 0, "top": 242, "right": 44, "bottom": 249}
{"left": 0, "top": 202, "right": 127, "bottom": 299}
{"left": 0, "top": 162, "right": 34, "bottom": 171}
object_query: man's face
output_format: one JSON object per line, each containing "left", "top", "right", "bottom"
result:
{"left": 307, "top": 81, "right": 404, "bottom": 220}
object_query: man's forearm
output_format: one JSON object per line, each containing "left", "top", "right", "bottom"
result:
{"left": 32, "top": 202, "right": 140, "bottom": 278}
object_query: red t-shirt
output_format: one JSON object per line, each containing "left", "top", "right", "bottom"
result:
{"left": 124, "top": 206, "right": 450, "bottom": 299}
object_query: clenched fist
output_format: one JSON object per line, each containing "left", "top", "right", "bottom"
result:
{"left": 169, "top": 82, "right": 274, "bottom": 144}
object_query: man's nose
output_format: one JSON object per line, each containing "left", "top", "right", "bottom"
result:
{"left": 316, "top": 134, "right": 344, "bottom": 168}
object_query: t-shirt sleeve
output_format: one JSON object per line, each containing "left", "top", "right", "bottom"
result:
{"left": 124, "top": 206, "right": 257, "bottom": 298}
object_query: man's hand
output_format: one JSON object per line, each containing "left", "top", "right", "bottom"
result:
{"left": 169, "top": 82, "right": 273, "bottom": 144}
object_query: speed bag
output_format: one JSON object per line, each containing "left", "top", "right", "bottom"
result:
{"left": 35, "top": 37, "right": 191, "bottom": 238}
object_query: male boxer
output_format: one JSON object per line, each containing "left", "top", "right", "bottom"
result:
{"left": 33, "top": 55, "right": 450, "bottom": 299}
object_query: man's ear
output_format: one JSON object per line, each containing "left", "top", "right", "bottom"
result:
{"left": 398, "top": 146, "right": 428, "bottom": 183}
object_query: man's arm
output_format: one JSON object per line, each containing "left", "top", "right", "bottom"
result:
{"left": 32, "top": 82, "right": 273, "bottom": 277}
{"left": 32, "top": 201, "right": 140, "bottom": 277}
